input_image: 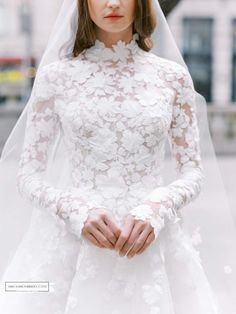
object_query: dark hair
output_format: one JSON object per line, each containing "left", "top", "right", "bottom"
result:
{"left": 71, "top": 0, "right": 157, "bottom": 57}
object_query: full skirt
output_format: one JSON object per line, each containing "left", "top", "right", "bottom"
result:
{"left": 0, "top": 207, "right": 221, "bottom": 314}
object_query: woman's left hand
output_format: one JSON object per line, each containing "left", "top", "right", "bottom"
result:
{"left": 114, "top": 214, "right": 155, "bottom": 258}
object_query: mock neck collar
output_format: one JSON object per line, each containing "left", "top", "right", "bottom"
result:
{"left": 83, "top": 33, "right": 140, "bottom": 63}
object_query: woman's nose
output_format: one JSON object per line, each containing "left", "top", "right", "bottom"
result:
{"left": 107, "top": 0, "right": 121, "bottom": 8}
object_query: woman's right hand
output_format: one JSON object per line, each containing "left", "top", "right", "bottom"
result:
{"left": 81, "top": 207, "right": 122, "bottom": 249}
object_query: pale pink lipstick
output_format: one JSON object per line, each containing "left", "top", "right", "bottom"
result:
{"left": 104, "top": 12, "right": 124, "bottom": 20}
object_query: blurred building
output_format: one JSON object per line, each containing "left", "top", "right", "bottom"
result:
{"left": 0, "top": 0, "right": 62, "bottom": 58}
{"left": 0, "top": 0, "right": 62, "bottom": 103}
{"left": 0, "top": 0, "right": 62, "bottom": 149}
{"left": 167, "top": 0, "right": 236, "bottom": 154}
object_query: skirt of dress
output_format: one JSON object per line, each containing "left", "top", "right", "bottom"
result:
{"left": 0, "top": 207, "right": 221, "bottom": 314}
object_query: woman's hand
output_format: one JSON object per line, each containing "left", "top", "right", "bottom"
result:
{"left": 82, "top": 207, "right": 122, "bottom": 249}
{"left": 114, "top": 214, "right": 155, "bottom": 258}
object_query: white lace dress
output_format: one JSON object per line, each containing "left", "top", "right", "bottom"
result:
{"left": 0, "top": 33, "right": 221, "bottom": 314}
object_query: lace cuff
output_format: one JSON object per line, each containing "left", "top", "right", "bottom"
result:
{"left": 17, "top": 177, "right": 107, "bottom": 239}
{"left": 129, "top": 167, "right": 204, "bottom": 238}
{"left": 55, "top": 196, "right": 106, "bottom": 238}
{"left": 129, "top": 196, "right": 180, "bottom": 239}
{"left": 53, "top": 188, "right": 107, "bottom": 238}
{"left": 129, "top": 204, "right": 164, "bottom": 239}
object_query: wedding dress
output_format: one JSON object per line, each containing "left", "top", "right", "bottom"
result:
{"left": 0, "top": 33, "right": 221, "bottom": 314}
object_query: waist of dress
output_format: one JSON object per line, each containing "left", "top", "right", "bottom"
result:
{"left": 67, "top": 176, "right": 164, "bottom": 220}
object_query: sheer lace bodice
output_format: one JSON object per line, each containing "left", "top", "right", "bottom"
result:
{"left": 16, "top": 33, "right": 205, "bottom": 241}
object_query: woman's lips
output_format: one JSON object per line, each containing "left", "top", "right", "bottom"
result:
{"left": 104, "top": 16, "right": 123, "bottom": 20}
{"left": 105, "top": 13, "right": 124, "bottom": 18}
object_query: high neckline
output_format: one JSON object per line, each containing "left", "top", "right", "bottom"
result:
{"left": 84, "top": 33, "right": 140, "bottom": 63}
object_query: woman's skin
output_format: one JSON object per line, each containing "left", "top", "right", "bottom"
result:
{"left": 82, "top": 0, "right": 156, "bottom": 259}
{"left": 87, "top": 0, "right": 135, "bottom": 48}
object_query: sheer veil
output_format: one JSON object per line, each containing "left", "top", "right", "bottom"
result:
{"left": 0, "top": 0, "right": 235, "bottom": 312}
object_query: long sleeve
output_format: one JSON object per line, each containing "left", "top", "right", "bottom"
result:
{"left": 129, "top": 66, "right": 205, "bottom": 239}
{"left": 16, "top": 64, "right": 104, "bottom": 239}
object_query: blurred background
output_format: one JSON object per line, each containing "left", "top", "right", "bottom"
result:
{"left": 0, "top": 0, "right": 235, "bottom": 208}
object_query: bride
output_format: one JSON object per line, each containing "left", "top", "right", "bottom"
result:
{"left": 0, "top": 0, "right": 235, "bottom": 313}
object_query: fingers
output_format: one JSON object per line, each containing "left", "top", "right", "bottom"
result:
{"left": 103, "top": 214, "right": 122, "bottom": 239}
{"left": 83, "top": 208, "right": 121, "bottom": 249}
{"left": 120, "top": 220, "right": 146, "bottom": 256}
{"left": 114, "top": 214, "right": 156, "bottom": 258}
{"left": 82, "top": 209, "right": 156, "bottom": 256}
{"left": 97, "top": 219, "right": 118, "bottom": 246}
{"left": 92, "top": 227, "right": 114, "bottom": 249}
{"left": 114, "top": 215, "right": 135, "bottom": 253}
{"left": 132, "top": 231, "right": 155, "bottom": 257}
{"left": 82, "top": 231, "right": 105, "bottom": 248}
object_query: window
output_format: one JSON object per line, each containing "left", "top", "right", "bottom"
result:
{"left": 232, "top": 19, "right": 236, "bottom": 102}
{"left": 183, "top": 17, "right": 213, "bottom": 103}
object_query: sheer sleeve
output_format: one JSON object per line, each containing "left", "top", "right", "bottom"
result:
{"left": 129, "top": 66, "right": 206, "bottom": 239}
{"left": 16, "top": 64, "right": 104, "bottom": 239}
